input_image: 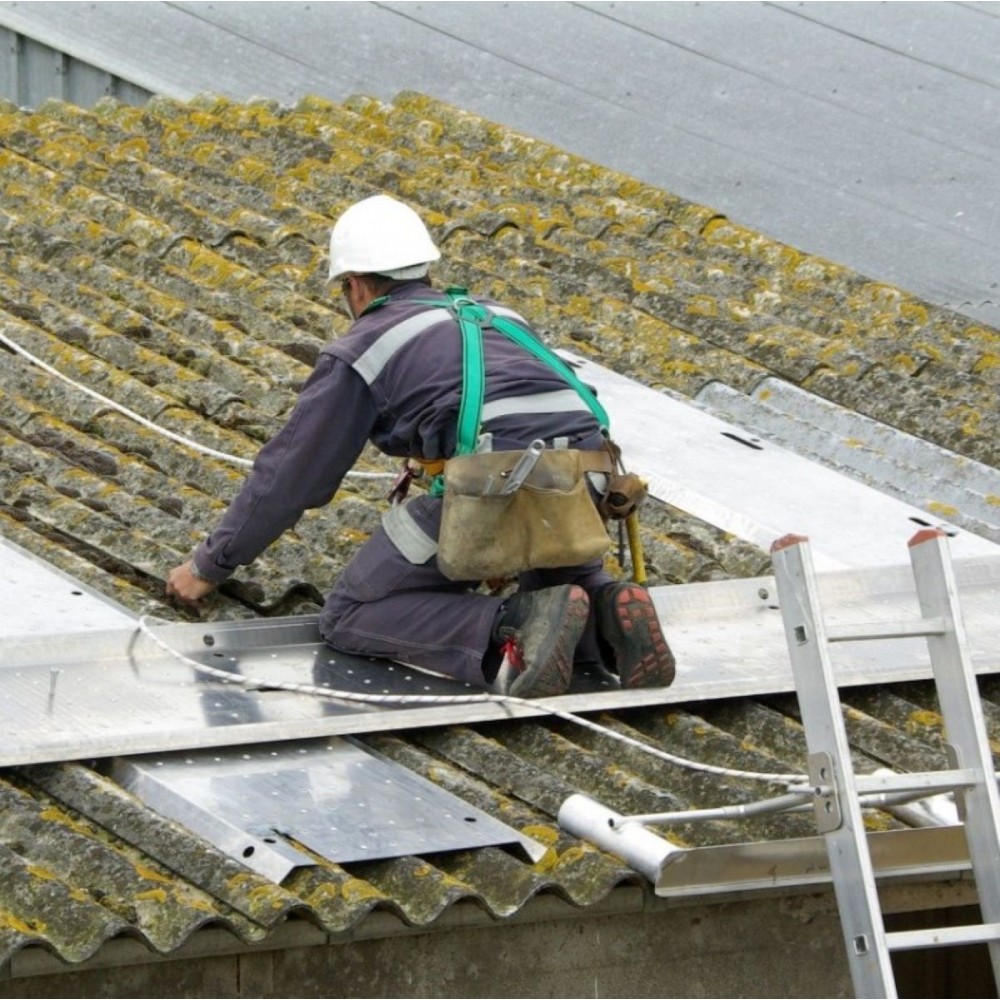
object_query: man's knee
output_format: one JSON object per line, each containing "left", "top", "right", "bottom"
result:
{"left": 318, "top": 581, "right": 358, "bottom": 647}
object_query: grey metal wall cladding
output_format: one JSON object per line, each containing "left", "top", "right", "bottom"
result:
{"left": 0, "top": 27, "right": 152, "bottom": 107}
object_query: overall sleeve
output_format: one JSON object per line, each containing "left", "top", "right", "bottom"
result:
{"left": 192, "top": 354, "right": 377, "bottom": 582}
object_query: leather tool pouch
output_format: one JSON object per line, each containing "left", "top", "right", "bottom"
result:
{"left": 437, "top": 449, "right": 611, "bottom": 581}
{"left": 597, "top": 471, "right": 648, "bottom": 520}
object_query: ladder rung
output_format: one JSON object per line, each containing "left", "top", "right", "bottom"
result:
{"left": 826, "top": 618, "right": 947, "bottom": 642}
{"left": 771, "top": 533, "right": 1000, "bottom": 996}
{"left": 853, "top": 768, "right": 977, "bottom": 797}
{"left": 887, "top": 922, "right": 1000, "bottom": 951}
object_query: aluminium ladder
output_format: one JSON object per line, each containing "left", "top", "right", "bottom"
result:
{"left": 770, "top": 529, "right": 1000, "bottom": 999}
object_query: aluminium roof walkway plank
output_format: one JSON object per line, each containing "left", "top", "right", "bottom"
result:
{"left": 5, "top": 552, "right": 999, "bottom": 768}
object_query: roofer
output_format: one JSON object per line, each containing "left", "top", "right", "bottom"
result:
{"left": 167, "top": 194, "right": 675, "bottom": 698}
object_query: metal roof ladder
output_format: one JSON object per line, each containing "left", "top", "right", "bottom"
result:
{"left": 770, "top": 529, "right": 1000, "bottom": 999}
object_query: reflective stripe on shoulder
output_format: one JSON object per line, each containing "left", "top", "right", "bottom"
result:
{"left": 382, "top": 502, "right": 438, "bottom": 564}
{"left": 491, "top": 306, "right": 530, "bottom": 325}
{"left": 481, "top": 388, "right": 593, "bottom": 423}
{"left": 352, "top": 308, "right": 452, "bottom": 385}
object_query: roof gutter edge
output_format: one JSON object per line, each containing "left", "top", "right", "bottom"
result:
{"left": 4, "top": 827, "right": 975, "bottom": 982}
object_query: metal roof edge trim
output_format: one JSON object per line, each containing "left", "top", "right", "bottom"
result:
{"left": 656, "top": 825, "right": 971, "bottom": 898}
{"left": 0, "top": 5, "right": 193, "bottom": 101}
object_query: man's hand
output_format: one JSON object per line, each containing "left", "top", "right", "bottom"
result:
{"left": 166, "top": 560, "right": 217, "bottom": 604}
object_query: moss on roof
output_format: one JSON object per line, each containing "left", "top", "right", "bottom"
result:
{"left": 1, "top": 90, "right": 998, "bottom": 971}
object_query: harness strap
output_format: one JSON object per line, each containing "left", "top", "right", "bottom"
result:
{"left": 400, "top": 287, "right": 611, "bottom": 496}
{"left": 450, "top": 292, "right": 489, "bottom": 456}
{"left": 413, "top": 287, "right": 609, "bottom": 441}
{"left": 487, "top": 313, "right": 609, "bottom": 431}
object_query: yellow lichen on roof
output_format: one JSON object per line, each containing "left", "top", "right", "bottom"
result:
{"left": 0, "top": 89, "right": 998, "bottom": 972}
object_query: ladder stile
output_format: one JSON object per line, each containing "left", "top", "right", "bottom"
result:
{"left": 770, "top": 534, "right": 898, "bottom": 999}
{"left": 772, "top": 529, "right": 1000, "bottom": 998}
{"left": 907, "top": 530, "right": 1000, "bottom": 982}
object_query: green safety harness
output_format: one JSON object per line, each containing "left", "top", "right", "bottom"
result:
{"left": 403, "top": 287, "right": 610, "bottom": 495}
{"left": 368, "top": 285, "right": 647, "bottom": 580}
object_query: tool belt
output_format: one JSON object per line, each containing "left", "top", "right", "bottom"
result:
{"left": 437, "top": 447, "right": 614, "bottom": 581}
{"left": 418, "top": 287, "right": 645, "bottom": 580}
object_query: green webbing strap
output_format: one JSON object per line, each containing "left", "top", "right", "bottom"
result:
{"left": 450, "top": 292, "right": 489, "bottom": 456}
{"left": 411, "top": 288, "right": 609, "bottom": 435}
{"left": 487, "top": 314, "right": 609, "bottom": 431}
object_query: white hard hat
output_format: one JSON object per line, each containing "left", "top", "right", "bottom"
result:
{"left": 328, "top": 194, "right": 440, "bottom": 281}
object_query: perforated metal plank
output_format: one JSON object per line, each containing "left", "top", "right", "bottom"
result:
{"left": 0, "top": 615, "right": 670, "bottom": 767}
{"left": 564, "top": 351, "right": 1000, "bottom": 569}
{"left": 0, "top": 536, "right": 134, "bottom": 639}
{"left": 4, "top": 551, "right": 1000, "bottom": 765}
{"left": 111, "top": 738, "right": 544, "bottom": 883}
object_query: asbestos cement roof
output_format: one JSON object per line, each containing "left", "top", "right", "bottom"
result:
{"left": 1, "top": 91, "right": 999, "bottom": 974}
{"left": 1, "top": 1, "right": 998, "bottom": 335}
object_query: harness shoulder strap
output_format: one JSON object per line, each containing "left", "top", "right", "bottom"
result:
{"left": 486, "top": 312, "right": 609, "bottom": 431}
{"left": 412, "top": 287, "right": 610, "bottom": 436}
{"left": 450, "top": 292, "right": 488, "bottom": 456}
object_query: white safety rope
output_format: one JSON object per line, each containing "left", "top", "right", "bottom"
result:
{"left": 0, "top": 329, "right": 394, "bottom": 479}
{"left": 137, "top": 615, "right": 805, "bottom": 785}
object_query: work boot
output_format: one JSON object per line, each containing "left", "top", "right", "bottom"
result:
{"left": 594, "top": 582, "right": 676, "bottom": 688}
{"left": 490, "top": 585, "right": 590, "bottom": 698}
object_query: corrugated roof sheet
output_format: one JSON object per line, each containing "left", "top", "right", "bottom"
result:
{"left": 1, "top": 91, "right": 998, "bottom": 971}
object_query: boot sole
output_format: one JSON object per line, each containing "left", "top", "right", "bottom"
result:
{"left": 509, "top": 585, "right": 589, "bottom": 698}
{"left": 597, "top": 584, "right": 676, "bottom": 688}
